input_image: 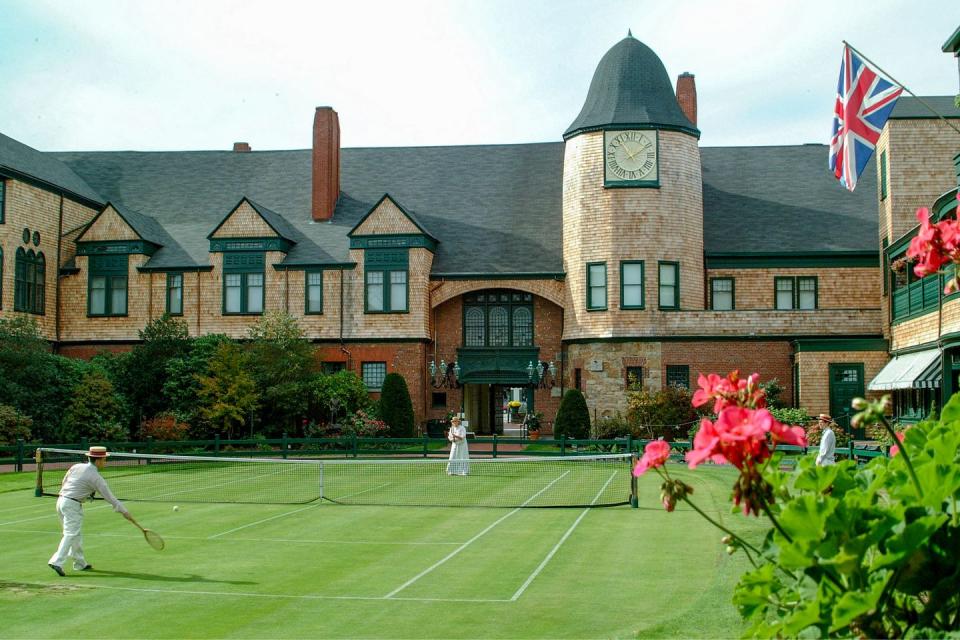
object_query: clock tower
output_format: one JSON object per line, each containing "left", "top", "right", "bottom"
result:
{"left": 561, "top": 33, "right": 705, "bottom": 391}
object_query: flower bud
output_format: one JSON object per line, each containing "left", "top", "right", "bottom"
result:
{"left": 721, "top": 535, "right": 733, "bottom": 545}
{"left": 851, "top": 397, "right": 868, "bottom": 410}
{"left": 726, "top": 545, "right": 737, "bottom": 555}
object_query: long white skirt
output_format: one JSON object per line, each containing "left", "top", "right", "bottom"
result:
{"left": 447, "top": 441, "right": 470, "bottom": 475}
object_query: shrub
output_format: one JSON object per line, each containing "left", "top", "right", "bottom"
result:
{"left": 61, "top": 366, "right": 130, "bottom": 442}
{"left": 344, "top": 410, "right": 389, "bottom": 438}
{"left": 0, "top": 404, "right": 32, "bottom": 444}
{"left": 379, "top": 373, "right": 415, "bottom": 437}
{"left": 141, "top": 413, "right": 190, "bottom": 441}
{"left": 310, "top": 370, "right": 370, "bottom": 426}
{"left": 591, "top": 412, "right": 632, "bottom": 439}
{"left": 626, "top": 385, "right": 699, "bottom": 440}
{"left": 769, "top": 406, "right": 810, "bottom": 429}
{"left": 805, "top": 420, "right": 852, "bottom": 448}
{"left": 554, "top": 389, "right": 590, "bottom": 439}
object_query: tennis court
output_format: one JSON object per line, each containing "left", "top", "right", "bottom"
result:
{"left": 1, "top": 459, "right": 759, "bottom": 638}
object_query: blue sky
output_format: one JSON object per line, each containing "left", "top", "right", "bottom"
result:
{"left": 0, "top": 0, "right": 957, "bottom": 152}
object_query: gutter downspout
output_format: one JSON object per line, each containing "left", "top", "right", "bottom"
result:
{"left": 339, "top": 267, "right": 351, "bottom": 368}
{"left": 55, "top": 196, "right": 64, "bottom": 347}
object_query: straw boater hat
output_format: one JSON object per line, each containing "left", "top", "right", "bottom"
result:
{"left": 86, "top": 446, "right": 109, "bottom": 458}
{"left": 817, "top": 413, "right": 833, "bottom": 423}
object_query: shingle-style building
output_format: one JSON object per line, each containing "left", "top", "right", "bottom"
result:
{"left": 1, "top": 33, "right": 959, "bottom": 433}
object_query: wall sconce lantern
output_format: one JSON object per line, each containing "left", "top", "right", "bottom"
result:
{"left": 429, "top": 359, "right": 460, "bottom": 388}
{"left": 527, "top": 360, "right": 557, "bottom": 389}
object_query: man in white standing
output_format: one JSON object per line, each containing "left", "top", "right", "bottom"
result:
{"left": 48, "top": 446, "right": 137, "bottom": 576}
{"left": 815, "top": 413, "right": 837, "bottom": 466}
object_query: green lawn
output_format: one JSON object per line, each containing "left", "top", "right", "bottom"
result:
{"left": 1, "top": 462, "right": 761, "bottom": 638}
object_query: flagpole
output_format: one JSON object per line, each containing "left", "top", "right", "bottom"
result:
{"left": 842, "top": 41, "right": 960, "bottom": 136}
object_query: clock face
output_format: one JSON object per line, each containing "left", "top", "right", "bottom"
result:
{"left": 604, "top": 130, "right": 658, "bottom": 183}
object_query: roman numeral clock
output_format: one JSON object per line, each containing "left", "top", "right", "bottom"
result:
{"left": 604, "top": 130, "right": 659, "bottom": 187}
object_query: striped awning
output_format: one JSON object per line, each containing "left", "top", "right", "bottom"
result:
{"left": 868, "top": 349, "right": 941, "bottom": 391}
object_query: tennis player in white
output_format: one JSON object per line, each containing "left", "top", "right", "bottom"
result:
{"left": 48, "top": 446, "right": 137, "bottom": 576}
{"left": 816, "top": 414, "right": 837, "bottom": 466}
{"left": 446, "top": 416, "right": 470, "bottom": 476}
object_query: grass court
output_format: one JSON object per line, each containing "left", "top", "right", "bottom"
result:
{"left": 1, "top": 462, "right": 762, "bottom": 638}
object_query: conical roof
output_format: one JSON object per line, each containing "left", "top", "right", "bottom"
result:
{"left": 564, "top": 34, "right": 699, "bottom": 140}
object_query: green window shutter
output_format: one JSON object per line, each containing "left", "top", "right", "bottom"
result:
{"left": 620, "top": 261, "right": 644, "bottom": 309}
{"left": 587, "top": 262, "right": 607, "bottom": 310}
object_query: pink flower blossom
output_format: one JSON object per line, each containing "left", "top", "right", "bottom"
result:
{"left": 633, "top": 440, "right": 672, "bottom": 476}
{"left": 686, "top": 406, "right": 801, "bottom": 470}
{"left": 890, "top": 430, "right": 907, "bottom": 457}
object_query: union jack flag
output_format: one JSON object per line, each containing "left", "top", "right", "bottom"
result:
{"left": 829, "top": 44, "right": 903, "bottom": 191}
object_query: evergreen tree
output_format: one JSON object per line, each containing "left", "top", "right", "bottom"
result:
{"left": 120, "top": 315, "right": 191, "bottom": 432}
{"left": 379, "top": 373, "right": 415, "bottom": 437}
{"left": 554, "top": 389, "right": 590, "bottom": 439}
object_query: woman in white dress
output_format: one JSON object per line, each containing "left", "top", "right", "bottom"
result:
{"left": 446, "top": 416, "right": 470, "bottom": 476}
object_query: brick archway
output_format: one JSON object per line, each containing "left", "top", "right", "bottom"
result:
{"left": 431, "top": 279, "right": 565, "bottom": 309}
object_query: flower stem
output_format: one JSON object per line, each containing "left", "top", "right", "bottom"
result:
{"left": 881, "top": 415, "right": 924, "bottom": 498}
{"left": 680, "top": 495, "right": 762, "bottom": 556}
{"left": 759, "top": 497, "right": 793, "bottom": 543}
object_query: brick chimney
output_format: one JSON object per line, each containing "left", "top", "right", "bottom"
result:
{"left": 676, "top": 72, "right": 697, "bottom": 127}
{"left": 312, "top": 106, "right": 340, "bottom": 222}
{"left": 233, "top": 142, "right": 251, "bottom": 152}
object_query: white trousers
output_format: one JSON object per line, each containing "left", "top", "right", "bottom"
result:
{"left": 48, "top": 497, "right": 87, "bottom": 569}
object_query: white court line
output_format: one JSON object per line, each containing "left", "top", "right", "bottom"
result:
{"left": 383, "top": 471, "right": 571, "bottom": 599}
{"left": 68, "top": 582, "right": 513, "bottom": 603}
{"left": 1, "top": 529, "right": 464, "bottom": 546}
{"left": 208, "top": 504, "right": 319, "bottom": 539}
{"left": 329, "top": 482, "right": 393, "bottom": 501}
{"left": 510, "top": 471, "right": 619, "bottom": 601}
{"left": 0, "top": 502, "right": 113, "bottom": 526}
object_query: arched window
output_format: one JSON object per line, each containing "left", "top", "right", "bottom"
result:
{"left": 462, "top": 290, "right": 534, "bottom": 348}
{"left": 14, "top": 248, "right": 44, "bottom": 314}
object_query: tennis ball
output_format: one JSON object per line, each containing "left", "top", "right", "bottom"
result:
{"left": 172, "top": 505, "right": 179, "bottom": 512}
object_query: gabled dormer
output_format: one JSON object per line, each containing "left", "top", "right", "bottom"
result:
{"left": 348, "top": 194, "right": 438, "bottom": 251}
{"left": 207, "top": 197, "right": 296, "bottom": 254}
{"left": 75, "top": 202, "right": 163, "bottom": 257}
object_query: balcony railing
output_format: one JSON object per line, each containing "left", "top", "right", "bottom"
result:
{"left": 456, "top": 346, "right": 540, "bottom": 385}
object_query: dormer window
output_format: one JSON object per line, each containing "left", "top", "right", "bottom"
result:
{"left": 87, "top": 254, "right": 126, "bottom": 317}
{"left": 222, "top": 252, "right": 265, "bottom": 315}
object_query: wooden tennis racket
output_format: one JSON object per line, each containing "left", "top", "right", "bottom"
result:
{"left": 129, "top": 517, "right": 165, "bottom": 550}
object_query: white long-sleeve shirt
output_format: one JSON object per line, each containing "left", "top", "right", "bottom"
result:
{"left": 817, "top": 427, "right": 836, "bottom": 466}
{"left": 59, "top": 462, "right": 128, "bottom": 514}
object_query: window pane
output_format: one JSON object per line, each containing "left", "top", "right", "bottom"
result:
{"left": 512, "top": 306, "right": 533, "bottom": 346}
{"left": 798, "top": 278, "right": 816, "bottom": 310}
{"left": 464, "top": 306, "right": 485, "bottom": 346}
{"left": 666, "top": 365, "right": 690, "bottom": 389}
{"left": 390, "top": 271, "right": 407, "bottom": 311}
{"left": 775, "top": 279, "right": 794, "bottom": 310}
{"left": 225, "top": 273, "right": 242, "bottom": 313}
{"left": 489, "top": 306, "right": 509, "bottom": 346}
{"left": 111, "top": 276, "right": 127, "bottom": 315}
{"left": 712, "top": 279, "right": 733, "bottom": 311}
{"left": 367, "top": 272, "right": 383, "bottom": 311}
{"left": 622, "top": 263, "right": 643, "bottom": 307}
{"left": 362, "top": 362, "right": 387, "bottom": 390}
{"left": 169, "top": 274, "right": 183, "bottom": 314}
{"left": 659, "top": 264, "right": 677, "bottom": 308}
{"left": 246, "top": 273, "right": 263, "bottom": 313}
{"left": 588, "top": 264, "right": 606, "bottom": 308}
{"left": 307, "top": 272, "right": 323, "bottom": 313}
{"left": 90, "top": 276, "right": 106, "bottom": 314}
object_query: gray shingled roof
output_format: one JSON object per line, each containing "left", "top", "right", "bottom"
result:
{"left": 0, "top": 132, "right": 103, "bottom": 204}
{"left": 53, "top": 140, "right": 880, "bottom": 272}
{"left": 889, "top": 96, "right": 960, "bottom": 119}
{"left": 564, "top": 35, "right": 698, "bottom": 140}
{"left": 700, "top": 145, "right": 877, "bottom": 254}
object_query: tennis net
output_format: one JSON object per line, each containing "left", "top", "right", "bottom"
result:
{"left": 35, "top": 448, "right": 636, "bottom": 508}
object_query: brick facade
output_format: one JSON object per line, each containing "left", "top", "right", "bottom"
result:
{"left": 796, "top": 350, "right": 889, "bottom": 417}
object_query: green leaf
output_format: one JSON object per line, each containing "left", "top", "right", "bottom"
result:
{"left": 733, "top": 564, "right": 778, "bottom": 620}
{"left": 781, "top": 596, "right": 823, "bottom": 637}
{"left": 939, "top": 391, "right": 960, "bottom": 423}
{"left": 829, "top": 578, "right": 885, "bottom": 632}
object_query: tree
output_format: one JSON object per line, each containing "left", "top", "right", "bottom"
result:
{"left": 61, "top": 365, "right": 129, "bottom": 442}
{"left": 0, "top": 404, "right": 32, "bottom": 444}
{"left": 246, "top": 311, "right": 317, "bottom": 435}
{"left": 554, "top": 389, "right": 590, "bottom": 439}
{"left": 308, "top": 370, "right": 370, "bottom": 429}
{"left": 162, "top": 333, "right": 233, "bottom": 435}
{"left": 195, "top": 342, "right": 259, "bottom": 439}
{"left": 0, "top": 317, "right": 81, "bottom": 441}
{"left": 379, "top": 372, "right": 415, "bottom": 437}
{"left": 119, "top": 315, "right": 192, "bottom": 433}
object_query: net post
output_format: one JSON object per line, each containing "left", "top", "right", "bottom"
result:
{"left": 630, "top": 450, "right": 639, "bottom": 508}
{"left": 282, "top": 432, "right": 288, "bottom": 460}
{"left": 34, "top": 448, "right": 44, "bottom": 497}
{"left": 16, "top": 438, "right": 24, "bottom": 472}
